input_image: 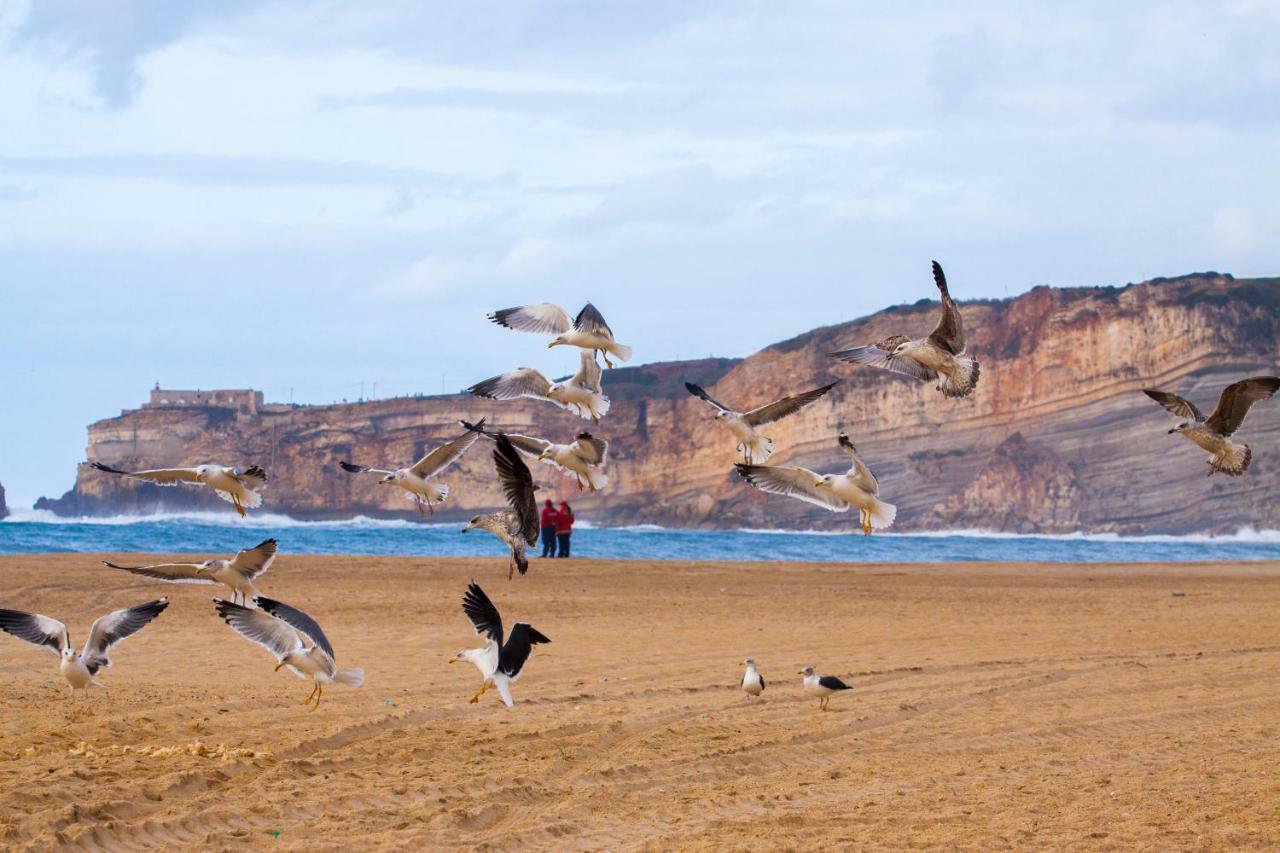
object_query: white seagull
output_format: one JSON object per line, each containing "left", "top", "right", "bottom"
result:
{"left": 740, "top": 658, "right": 765, "bottom": 699}
{"left": 451, "top": 581, "right": 550, "bottom": 707}
{"left": 799, "top": 665, "right": 852, "bottom": 710}
{"left": 736, "top": 433, "right": 897, "bottom": 534}
{"left": 102, "top": 538, "right": 277, "bottom": 605}
{"left": 0, "top": 598, "right": 170, "bottom": 697}
{"left": 467, "top": 351, "right": 610, "bottom": 422}
{"left": 462, "top": 420, "right": 609, "bottom": 491}
{"left": 214, "top": 596, "right": 364, "bottom": 710}
{"left": 88, "top": 461, "right": 267, "bottom": 517}
{"left": 1143, "top": 376, "right": 1280, "bottom": 476}
{"left": 489, "top": 302, "right": 632, "bottom": 368}
{"left": 339, "top": 420, "right": 484, "bottom": 514}
{"left": 462, "top": 433, "right": 540, "bottom": 579}
{"left": 686, "top": 380, "right": 838, "bottom": 463}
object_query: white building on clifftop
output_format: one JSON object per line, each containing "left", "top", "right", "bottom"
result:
{"left": 144, "top": 384, "right": 263, "bottom": 415}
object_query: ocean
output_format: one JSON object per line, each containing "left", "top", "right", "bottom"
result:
{"left": 2, "top": 509, "right": 1279, "bottom": 563}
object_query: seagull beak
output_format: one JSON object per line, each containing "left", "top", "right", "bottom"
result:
{"left": 546, "top": 341, "right": 557, "bottom": 349}
{"left": 274, "top": 661, "right": 285, "bottom": 672}
{"left": 447, "top": 657, "right": 457, "bottom": 664}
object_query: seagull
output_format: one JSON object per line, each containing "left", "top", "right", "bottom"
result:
{"left": 102, "top": 538, "right": 277, "bottom": 605}
{"left": 214, "top": 596, "right": 364, "bottom": 710}
{"left": 686, "top": 380, "right": 839, "bottom": 463}
{"left": 736, "top": 433, "right": 897, "bottom": 534}
{"left": 489, "top": 302, "right": 632, "bottom": 368}
{"left": 462, "top": 420, "right": 609, "bottom": 491}
{"left": 830, "top": 261, "right": 980, "bottom": 398}
{"left": 467, "top": 351, "right": 610, "bottom": 422}
{"left": 87, "top": 461, "right": 267, "bottom": 517}
{"left": 740, "top": 658, "right": 765, "bottom": 699}
{"left": 0, "top": 599, "right": 169, "bottom": 697}
{"left": 450, "top": 581, "right": 550, "bottom": 707}
{"left": 339, "top": 420, "right": 484, "bottom": 514}
{"left": 799, "top": 665, "right": 852, "bottom": 710}
{"left": 462, "top": 434, "right": 540, "bottom": 579}
{"left": 1143, "top": 376, "right": 1280, "bottom": 476}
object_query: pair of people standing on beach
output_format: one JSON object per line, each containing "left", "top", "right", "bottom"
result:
{"left": 539, "top": 499, "right": 575, "bottom": 558}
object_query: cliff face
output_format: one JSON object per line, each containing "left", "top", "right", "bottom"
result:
{"left": 38, "top": 274, "right": 1280, "bottom": 534}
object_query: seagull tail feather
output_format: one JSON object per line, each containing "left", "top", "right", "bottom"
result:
{"left": 608, "top": 342, "right": 632, "bottom": 362}
{"left": 940, "top": 356, "right": 979, "bottom": 398}
{"left": 868, "top": 498, "right": 897, "bottom": 531}
{"left": 333, "top": 667, "right": 365, "bottom": 688}
{"left": 514, "top": 550, "right": 529, "bottom": 575}
{"left": 1214, "top": 442, "right": 1251, "bottom": 476}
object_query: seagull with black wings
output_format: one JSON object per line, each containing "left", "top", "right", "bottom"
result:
{"left": 489, "top": 301, "right": 632, "bottom": 367}
{"left": 450, "top": 580, "right": 551, "bottom": 707}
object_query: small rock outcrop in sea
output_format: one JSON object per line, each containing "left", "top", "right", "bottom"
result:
{"left": 0, "top": 480, "right": 7, "bottom": 520}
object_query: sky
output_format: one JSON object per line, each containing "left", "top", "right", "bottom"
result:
{"left": 2, "top": 1, "right": 1279, "bottom": 507}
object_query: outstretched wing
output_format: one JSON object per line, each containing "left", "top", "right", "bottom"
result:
{"left": 462, "top": 581, "right": 503, "bottom": 645}
{"left": 338, "top": 461, "right": 394, "bottom": 476}
{"left": 102, "top": 560, "right": 212, "bottom": 584}
{"left": 837, "top": 433, "right": 878, "bottom": 494}
{"left": 499, "top": 622, "right": 551, "bottom": 678}
{"left": 0, "top": 609, "right": 69, "bottom": 657}
{"left": 236, "top": 466, "right": 268, "bottom": 491}
{"left": 829, "top": 337, "right": 937, "bottom": 382}
{"left": 459, "top": 421, "right": 551, "bottom": 457}
{"left": 88, "top": 462, "right": 202, "bottom": 486}
{"left": 570, "top": 350, "right": 603, "bottom": 392}
{"left": 570, "top": 433, "right": 608, "bottom": 465}
{"left": 926, "top": 261, "right": 965, "bottom": 354}
{"left": 489, "top": 303, "right": 573, "bottom": 335}
{"left": 255, "top": 597, "right": 336, "bottom": 659}
{"left": 410, "top": 426, "right": 482, "bottom": 478}
{"left": 467, "top": 368, "right": 553, "bottom": 401}
{"left": 1142, "top": 389, "right": 1204, "bottom": 422}
{"left": 229, "top": 538, "right": 278, "bottom": 581}
{"left": 494, "top": 434, "right": 539, "bottom": 545}
{"left": 82, "top": 598, "right": 170, "bottom": 673}
{"left": 214, "top": 598, "right": 303, "bottom": 661}
{"left": 1205, "top": 376, "right": 1280, "bottom": 436}
{"left": 684, "top": 382, "right": 733, "bottom": 414}
{"left": 573, "top": 303, "right": 614, "bottom": 338}
{"left": 743, "top": 381, "right": 839, "bottom": 427}
{"left": 735, "top": 464, "right": 849, "bottom": 512}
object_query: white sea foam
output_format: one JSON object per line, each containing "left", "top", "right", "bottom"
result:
{"left": 0, "top": 508, "right": 452, "bottom": 530}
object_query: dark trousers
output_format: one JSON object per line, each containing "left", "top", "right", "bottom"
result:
{"left": 540, "top": 526, "right": 558, "bottom": 557}
{"left": 557, "top": 533, "right": 571, "bottom": 558}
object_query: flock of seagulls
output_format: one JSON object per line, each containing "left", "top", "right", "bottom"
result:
{"left": 7, "top": 269, "right": 1276, "bottom": 713}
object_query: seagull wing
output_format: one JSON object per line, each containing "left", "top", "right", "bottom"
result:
{"left": 409, "top": 427, "right": 482, "bottom": 478}
{"left": 338, "top": 461, "right": 395, "bottom": 476}
{"left": 101, "top": 560, "right": 213, "bottom": 584}
{"left": 88, "top": 463, "right": 202, "bottom": 486}
{"left": 489, "top": 303, "right": 573, "bottom": 335}
{"left": 684, "top": 382, "right": 733, "bottom": 414}
{"left": 570, "top": 350, "right": 603, "bottom": 392}
{"left": 1205, "top": 376, "right": 1280, "bottom": 436}
{"left": 735, "top": 464, "right": 849, "bottom": 512}
{"left": 214, "top": 598, "right": 303, "bottom": 661}
{"left": 467, "top": 368, "right": 553, "bottom": 401}
{"left": 743, "top": 381, "right": 839, "bottom": 427}
{"left": 229, "top": 538, "right": 278, "bottom": 581}
{"left": 82, "top": 598, "right": 170, "bottom": 673}
{"left": 235, "top": 466, "right": 268, "bottom": 490}
{"left": 926, "top": 261, "right": 965, "bottom": 354}
{"left": 838, "top": 433, "right": 879, "bottom": 494}
{"left": 254, "top": 597, "right": 337, "bottom": 659}
{"left": 503, "top": 433, "right": 553, "bottom": 457}
{"left": 462, "top": 581, "right": 504, "bottom": 646}
{"left": 0, "top": 609, "right": 69, "bottom": 657}
{"left": 499, "top": 622, "right": 551, "bottom": 679}
{"left": 829, "top": 336, "right": 938, "bottom": 381}
{"left": 494, "top": 434, "right": 539, "bottom": 545}
{"left": 570, "top": 433, "right": 608, "bottom": 465}
{"left": 1142, "top": 389, "right": 1204, "bottom": 422}
{"left": 573, "top": 302, "right": 614, "bottom": 338}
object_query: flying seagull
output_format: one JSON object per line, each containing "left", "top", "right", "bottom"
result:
{"left": 462, "top": 420, "right": 609, "bottom": 491}
{"left": 489, "top": 301, "right": 632, "bottom": 368}
{"left": 830, "top": 261, "right": 980, "bottom": 398}
{"left": 462, "top": 433, "right": 541, "bottom": 579}
{"left": 467, "top": 351, "right": 610, "bottom": 422}
{"left": 0, "top": 598, "right": 169, "bottom": 696}
{"left": 740, "top": 658, "right": 765, "bottom": 699}
{"left": 799, "top": 665, "right": 852, "bottom": 710}
{"left": 88, "top": 461, "right": 267, "bottom": 517}
{"left": 102, "top": 538, "right": 277, "bottom": 605}
{"left": 450, "top": 581, "right": 550, "bottom": 707}
{"left": 214, "top": 596, "right": 364, "bottom": 710}
{"left": 339, "top": 420, "right": 484, "bottom": 514}
{"left": 735, "top": 433, "right": 896, "bottom": 534}
{"left": 685, "top": 380, "right": 839, "bottom": 463}
{"left": 1143, "top": 376, "right": 1280, "bottom": 476}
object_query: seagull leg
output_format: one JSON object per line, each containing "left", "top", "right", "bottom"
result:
{"left": 469, "top": 681, "right": 490, "bottom": 704}
{"left": 601, "top": 349, "right": 614, "bottom": 369}
{"left": 234, "top": 495, "right": 246, "bottom": 517}
{"left": 417, "top": 500, "right": 425, "bottom": 517}
{"left": 310, "top": 684, "right": 322, "bottom": 711}
{"left": 509, "top": 557, "right": 515, "bottom": 581}
{"left": 302, "top": 683, "right": 318, "bottom": 705}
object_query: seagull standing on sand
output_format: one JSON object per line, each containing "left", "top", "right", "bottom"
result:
{"left": 451, "top": 581, "right": 550, "bottom": 707}
{"left": 1143, "top": 376, "right": 1280, "bottom": 476}
{"left": 736, "top": 433, "right": 897, "bottom": 534}
{"left": 799, "top": 666, "right": 852, "bottom": 710}
{"left": 467, "top": 351, "right": 610, "bottom": 422}
{"left": 88, "top": 461, "right": 267, "bottom": 517}
{"left": 489, "top": 302, "right": 632, "bottom": 368}
{"left": 830, "top": 261, "right": 980, "bottom": 398}
{"left": 462, "top": 420, "right": 609, "bottom": 491}
{"left": 740, "top": 658, "right": 765, "bottom": 699}
{"left": 686, "top": 380, "right": 839, "bottom": 463}
{"left": 462, "top": 434, "right": 540, "bottom": 579}
{"left": 214, "top": 596, "right": 364, "bottom": 710}
{"left": 102, "top": 538, "right": 277, "bottom": 605}
{"left": 0, "top": 599, "right": 169, "bottom": 696}
{"left": 339, "top": 420, "right": 484, "bottom": 514}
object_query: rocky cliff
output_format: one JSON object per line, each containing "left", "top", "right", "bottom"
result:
{"left": 38, "top": 273, "right": 1280, "bottom": 534}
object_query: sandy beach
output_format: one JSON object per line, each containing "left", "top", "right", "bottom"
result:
{"left": 0, "top": 554, "right": 1277, "bottom": 850}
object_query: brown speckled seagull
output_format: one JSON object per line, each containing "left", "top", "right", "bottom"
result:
{"left": 1143, "top": 376, "right": 1280, "bottom": 476}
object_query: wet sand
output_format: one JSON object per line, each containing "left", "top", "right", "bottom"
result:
{"left": 0, "top": 554, "right": 1277, "bottom": 850}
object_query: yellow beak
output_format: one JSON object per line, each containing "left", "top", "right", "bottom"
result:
{"left": 447, "top": 658, "right": 457, "bottom": 664}
{"left": 546, "top": 341, "right": 557, "bottom": 348}
{"left": 274, "top": 661, "right": 285, "bottom": 672}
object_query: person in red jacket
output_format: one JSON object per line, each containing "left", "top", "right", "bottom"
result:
{"left": 555, "top": 500, "right": 575, "bottom": 558}
{"left": 539, "top": 499, "right": 559, "bottom": 558}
